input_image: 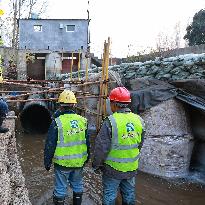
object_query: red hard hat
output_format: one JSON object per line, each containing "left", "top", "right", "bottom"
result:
{"left": 109, "top": 87, "right": 131, "bottom": 103}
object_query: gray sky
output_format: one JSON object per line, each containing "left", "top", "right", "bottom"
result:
{"left": 2, "top": 0, "right": 205, "bottom": 57}
{"left": 46, "top": 0, "right": 205, "bottom": 57}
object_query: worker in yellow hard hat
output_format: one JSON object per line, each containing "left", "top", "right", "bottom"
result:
{"left": 0, "top": 9, "right": 4, "bottom": 16}
{"left": 44, "top": 90, "right": 89, "bottom": 205}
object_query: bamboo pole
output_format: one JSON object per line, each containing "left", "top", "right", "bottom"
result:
{"left": 103, "top": 37, "right": 110, "bottom": 116}
{"left": 85, "top": 57, "right": 89, "bottom": 82}
{"left": 83, "top": 57, "right": 89, "bottom": 116}
{"left": 96, "top": 44, "right": 106, "bottom": 132}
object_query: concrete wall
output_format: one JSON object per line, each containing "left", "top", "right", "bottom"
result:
{"left": 0, "top": 111, "right": 31, "bottom": 204}
{"left": 139, "top": 99, "right": 193, "bottom": 178}
{"left": 19, "top": 19, "right": 89, "bottom": 52}
{"left": 161, "top": 44, "right": 205, "bottom": 58}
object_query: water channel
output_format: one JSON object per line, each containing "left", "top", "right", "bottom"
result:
{"left": 16, "top": 121, "right": 205, "bottom": 205}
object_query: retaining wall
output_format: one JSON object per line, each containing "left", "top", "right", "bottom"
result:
{"left": 0, "top": 111, "right": 31, "bottom": 205}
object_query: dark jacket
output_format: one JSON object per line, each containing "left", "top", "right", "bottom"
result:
{"left": 44, "top": 109, "right": 90, "bottom": 170}
{"left": 0, "top": 98, "right": 9, "bottom": 126}
{"left": 92, "top": 108, "right": 145, "bottom": 179}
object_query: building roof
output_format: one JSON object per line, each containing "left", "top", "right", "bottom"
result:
{"left": 19, "top": 18, "right": 88, "bottom": 21}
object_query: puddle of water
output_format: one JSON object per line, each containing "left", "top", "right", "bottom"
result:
{"left": 16, "top": 121, "right": 205, "bottom": 205}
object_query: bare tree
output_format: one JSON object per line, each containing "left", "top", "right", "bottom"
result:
{"left": 3, "top": 0, "right": 48, "bottom": 48}
{"left": 174, "top": 22, "right": 181, "bottom": 49}
{"left": 155, "top": 32, "right": 175, "bottom": 55}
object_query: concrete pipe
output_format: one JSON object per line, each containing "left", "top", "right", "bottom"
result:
{"left": 20, "top": 94, "right": 52, "bottom": 134}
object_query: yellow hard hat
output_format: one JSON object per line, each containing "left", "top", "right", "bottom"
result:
{"left": 0, "top": 9, "right": 4, "bottom": 16}
{"left": 58, "top": 90, "right": 77, "bottom": 104}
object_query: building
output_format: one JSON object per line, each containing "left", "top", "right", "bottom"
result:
{"left": 18, "top": 18, "right": 90, "bottom": 80}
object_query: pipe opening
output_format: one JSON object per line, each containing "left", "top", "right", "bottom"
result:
{"left": 20, "top": 104, "right": 52, "bottom": 134}
{"left": 189, "top": 108, "right": 205, "bottom": 173}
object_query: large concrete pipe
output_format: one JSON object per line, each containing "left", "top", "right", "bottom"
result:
{"left": 189, "top": 109, "right": 205, "bottom": 172}
{"left": 20, "top": 94, "right": 52, "bottom": 134}
{"left": 45, "top": 52, "right": 62, "bottom": 80}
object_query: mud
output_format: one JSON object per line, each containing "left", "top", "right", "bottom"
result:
{"left": 16, "top": 121, "right": 205, "bottom": 205}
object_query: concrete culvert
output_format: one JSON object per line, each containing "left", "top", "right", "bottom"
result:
{"left": 20, "top": 96, "right": 52, "bottom": 134}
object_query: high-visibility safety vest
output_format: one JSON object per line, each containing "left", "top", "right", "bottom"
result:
{"left": 105, "top": 112, "right": 143, "bottom": 172}
{"left": 53, "top": 113, "right": 88, "bottom": 167}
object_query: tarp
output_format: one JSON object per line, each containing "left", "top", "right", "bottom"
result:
{"left": 129, "top": 78, "right": 205, "bottom": 114}
{"left": 129, "top": 78, "right": 177, "bottom": 113}
{"left": 171, "top": 79, "right": 205, "bottom": 100}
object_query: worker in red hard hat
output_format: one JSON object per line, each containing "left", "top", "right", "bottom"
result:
{"left": 93, "top": 86, "right": 145, "bottom": 205}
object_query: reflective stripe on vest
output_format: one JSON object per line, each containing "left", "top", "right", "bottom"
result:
{"left": 53, "top": 114, "right": 87, "bottom": 167}
{"left": 105, "top": 112, "right": 142, "bottom": 172}
{"left": 54, "top": 152, "right": 87, "bottom": 160}
{"left": 106, "top": 155, "right": 140, "bottom": 163}
{"left": 55, "top": 117, "right": 86, "bottom": 147}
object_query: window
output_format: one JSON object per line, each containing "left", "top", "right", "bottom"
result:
{"left": 66, "top": 25, "right": 75, "bottom": 32}
{"left": 33, "top": 25, "right": 42, "bottom": 32}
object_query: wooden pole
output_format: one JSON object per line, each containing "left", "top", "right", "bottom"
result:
{"left": 83, "top": 57, "right": 89, "bottom": 116}
{"left": 78, "top": 49, "right": 81, "bottom": 80}
{"left": 71, "top": 52, "right": 73, "bottom": 80}
{"left": 103, "top": 37, "right": 110, "bottom": 116}
{"left": 96, "top": 41, "right": 106, "bottom": 132}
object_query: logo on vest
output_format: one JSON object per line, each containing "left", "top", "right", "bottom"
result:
{"left": 121, "top": 122, "right": 139, "bottom": 139}
{"left": 70, "top": 120, "right": 79, "bottom": 128}
{"left": 126, "top": 123, "right": 135, "bottom": 132}
{"left": 67, "top": 120, "right": 84, "bottom": 136}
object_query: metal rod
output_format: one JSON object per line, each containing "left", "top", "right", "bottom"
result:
{"left": 0, "top": 90, "right": 28, "bottom": 93}
{"left": 7, "top": 94, "right": 107, "bottom": 102}
{"left": 4, "top": 79, "right": 115, "bottom": 86}
{"left": 3, "top": 81, "right": 50, "bottom": 89}
{"left": 5, "top": 87, "right": 64, "bottom": 99}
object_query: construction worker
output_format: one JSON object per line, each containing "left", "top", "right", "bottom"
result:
{"left": 0, "top": 98, "right": 9, "bottom": 133}
{"left": 93, "top": 87, "right": 145, "bottom": 205}
{"left": 44, "top": 90, "right": 89, "bottom": 205}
